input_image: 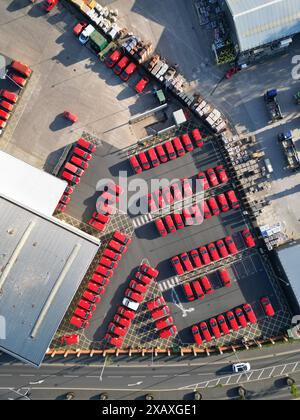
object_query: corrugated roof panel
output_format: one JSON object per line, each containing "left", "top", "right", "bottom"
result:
{"left": 0, "top": 196, "right": 99, "bottom": 367}
{"left": 225, "top": 0, "right": 300, "bottom": 51}
{"left": 277, "top": 242, "right": 300, "bottom": 308}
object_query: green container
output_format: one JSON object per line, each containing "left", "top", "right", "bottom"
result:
{"left": 90, "top": 31, "right": 109, "bottom": 53}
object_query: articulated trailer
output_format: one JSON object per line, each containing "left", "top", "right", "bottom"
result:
{"left": 264, "top": 89, "right": 283, "bottom": 123}
{"left": 278, "top": 131, "right": 300, "bottom": 171}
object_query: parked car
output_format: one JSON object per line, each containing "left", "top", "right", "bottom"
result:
{"left": 147, "top": 296, "right": 166, "bottom": 311}
{"left": 207, "top": 243, "right": 220, "bottom": 262}
{"left": 70, "top": 316, "right": 89, "bottom": 329}
{"left": 125, "top": 289, "right": 143, "bottom": 303}
{"left": 162, "top": 187, "right": 174, "bottom": 205}
{"left": 73, "top": 146, "right": 92, "bottom": 161}
{"left": 108, "top": 322, "right": 127, "bottom": 337}
{"left": 261, "top": 297, "right": 275, "bottom": 317}
{"left": 226, "top": 190, "right": 240, "bottom": 210}
{"left": 206, "top": 168, "right": 219, "bottom": 187}
{"left": 192, "top": 325, "right": 203, "bottom": 346}
{"left": 203, "top": 201, "right": 212, "bottom": 219}
{"left": 224, "top": 236, "right": 238, "bottom": 255}
{"left": 73, "top": 21, "right": 88, "bottom": 37}
{"left": 138, "top": 151, "right": 151, "bottom": 171}
{"left": 64, "top": 186, "right": 74, "bottom": 195}
{"left": 105, "top": 49, "right": 122, "bottom": 68}
{"left": 156, "top": 316, "right": 174, "bottom": 331}
{"left": 113, "top": 314, "right": 131, "bottom": 328}
{"left": 192, "top": 280, "right": 205, "bottom": 300}
{"left": 99, "top": 256, "right": 118, "bottom": 270}
{"left": 182, "top": 178, "right": 193, "bottom": 197}
{"left": 135, "top": 271, "right": 153, "bottom": 285}
{"left": 183, "top": 207, "right": 194, "bottom": 226}
{"left": 151, "top": 306, "right": 170, "bottom": 320}
{"left": 135, "top": 76, "right": 150, "bottom": 93}
{"left": 201, "top": 276, "right": 213, "bottom": 295}
{"left": 60, "top": 334, "right": 79, "bottom": 346}
{"left": 199, "top": 246, "right": 211, "bottom": 265}
{"left": 140, "top": 264, "right": 159, "bottom": 279}
{"left": 117, "top": 306, "right": 136, "bottom": 320}
{"left": 74, "top": 307, "right": 93, "bottom": 320}
{"left": 64, "top": 111, "right": 78, "bottom": 123}
{"left": 243, "top": 304, "right": 257, "bottom": 324}
{"left": 64, "top": 162, "right": 84, "bottom": 177}
{"left": 197, "top": 171, "right": 209, "bottom": 191}
{"left": 0, "top": 89, "right": 18, "bottom": 103}
{"left": 207, "top": 197, "right": 220, "bottom": 216}
{"left": 105, "top": 333, "right": 123, "bottom": 348}
{"left": 164, "top": 215, "right": 176, "bottom": 233}
{"left": 147, "top": 148, "right": 160, "bottom": 168}
{"left": 172, "top": 137, "right": 186, "bottom": 157}
{"left": 190, "top": 204, "right": 203, "bottom": 225}
{"left": 87, "top": 282, "right": 105, "bottom": 295}
{"left": 79, "top": 299, "right": 96, "bottom": 312}
{"left": 103, "top": 249, "right": 122, "bottom": 262}
{"left": 215, "top": 166, "right": 228, "bottom": 184}
{"left": 217, "top": 194, "right": 230, "bottom": 213}
{"left": 242, "top": 229, "right": 256, "bottom": 248}
{"left": 191, "top": 129, "right": 204, "bottom": 147}
{"left": 210, "top": 318, "right": 221, "bottom": 339}
{"left": 181, "top": 252, "right": 194, "bottom": 272}
{"left": 59, "top": 195, "right": 71, "bottom": 205}
{"left": 183, "top": 283, "right": 195, "bottom": 301}
{"left": 219, "top": 269, "right": 231, "bottom": 288}
{"left": 159, "top": 325, "right": 177, "bottom": 339}
{"left": 95, "top": 265, "right": 114, "bottom": 278}
{"left": 171, "top": 183, "right": 183, "bottom": 202}
{"left": 164, "top": 141, "right": 177, "bottom": 160}
{"left": 0, "top": 120, "right": 7, "bottom": 130}
{"left": 235, "top": 308, "right": 248, "bottom": 328}
{"left": 216, "top": 239, "right": 229, "bottom": 258}
{"left": 199, "top": 322, "right": 212, "bottom": 342}
{"left": 0, "top": 100, "right": 13, "bottom": 112}
{"left": 92, "top": 274, "right": 110, "bottom": 286}
{"left": 217, "top": 315, "right": 230, "bottom": 335}
{"left": 62, "top": 171, "right": 80, "bottom": 185}
{"left": 109, "top": 240, "right": 127, "bottom": 254}
{"left": 129, "top": 280, "right": 147, "bottom": 294}
{"left": 113, "top": 56, "right": 129, "bottom": 75}
{"left": 92, "top": 212, "right": 110, "bottom": 224}
{"left": 190, "top": 249, "right": 202, "bottom": 268}
{"left": 226, "top": 311, "right": 239, "bottom": 331}
{"left": 77, "top": 137, "right": 96, "bottom": 153}
{"left": 89, "top": 219, "right": 106, "bottom": 232}
{"left": 232, "top": 363, "right": 251, "bottom": 374}
{"left": 114, "top": 231, "right": 132, "bottom": 245}
{"left": 173, "top": 213, "right": 185, "bottom": 230}
{"left": 120, "top": 62, "right": 137, "bottom": 81}
{"left": 56, "top": 203, "right": 66, "bottom": 213}
{"left": 155, "top": 144, "right": 168, "bottom": 163}
{"left": 181, "top": 134, "right": 194, "bottom": 152}
{"left": 9, "top": 72, "right": 27, "bottom": 87}
{"left": 82, "top": 291, "right": 101, "bottom": 304}
{"left": 172, "top": 256, "right": 185, "bottom": 275}
{"left": 122, "top": 298, "right": 140, "bottom": 312}
{"left": 0, "top": 109, "right": 10, "bottom": 121}
{"left": 130, "top": 155, "right": 142, "bottom": 174}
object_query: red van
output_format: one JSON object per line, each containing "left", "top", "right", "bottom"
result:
{"left": 201, "top": 276, "right": 213, "bottom": 294}
{"left": 11, "top": 60, "right": 32, "bottom": 78}
{"left": 0, "top": 109, "right": 10, "bottom": 121}
{"left": 70, "top": 316, "right": 89, "bottom": 329}
{"left": 77, "top": 138, "right": 96, "bottom": 153}
{"left": 191, "top": 129, "right": 204, "bottom": 147}
{"left": 219, "top": 269, "right": 231, "bottom": 287}
{"left": 70, "top": 155, "right": 89, "bottom": 170}
{"left": 64, "top": 162, "right": 84, "bottom": 177}
{"left": 0, "top": 89, "right": 18, "bottom": 103}
{"left": 164, "top": 141, "right": 177, "bottom": 160}
{"left": 155, "top": 219, "right": 167, "bottom": 237}
{"left": 181, "top": 134, "right": 194, "bottom": 152}
{"left": 147, "top": 148, "right": 160, "bottom": 167}
{"left": 172, "top": 137, "right": 185, "bottom": 157}
{"left": 129, "top": 155, "right": 142, "bottom": 174}
{"left": 105, "top": 49, "right": 122, "bottom": 68}
{"left": 203, "top": 201, "right": 212, "bottom": 219}
{"left": 0, "top": 100, "right": 14, "bottom": 112}
{"left": 120, "top": 62, "right": 137, "bottom": 81}
{"left": 192, "top": 280, "right": 205, "bottom": 300}
{"left": 73, "top": 147, "right": 92, "bottom": 161}
{"left": 155, "top": 144, "right": 168, "bottom": 163}
{"left": 138, "top": 151, "right": 150, "bottom": 171}
{"left": 173, "top": 213, "right": 185, "bottom": 230}
{"left": 114, "top": 56, "right": 129, "bottom": 75}
{"left": 183, "top": 283, "right": 195, "bottom": 301}
{"left": 207, "top": 197, "right": 220, "bottom": 216}
{"left": 0, "top": 120, "right": 7, "bottom": 130}
{"left": 113, "top": 231, "right": 132, "bottom": 246}
{"left": 164, "top": 215, "right": 177, "bottom": 233}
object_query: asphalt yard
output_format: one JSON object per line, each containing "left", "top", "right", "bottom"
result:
{"left": 53, "top": 123, "right": 292, "bottom": 350}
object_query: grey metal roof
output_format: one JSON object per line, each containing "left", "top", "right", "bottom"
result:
{"left": 225, "top": 0, "right": 300, "bottom": 51}
{"left": 0, "top": 195, "right": 99, "bottom": 367}
{"left": 277, "top": 241, "right": 300, "bottom": 308}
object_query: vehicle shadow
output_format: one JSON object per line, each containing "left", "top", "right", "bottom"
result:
{"left": 49, "top": 113, "right": 72, "bottom": 131}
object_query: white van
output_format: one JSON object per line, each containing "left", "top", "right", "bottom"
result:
{"left": 264, "top": 158, "right": 274, "bottom": 174}
{"left": 79, "top": 25, "right": 95, "bottom": 45}
{"left": 122, "top": 298, "right": 139, "bottom": 312}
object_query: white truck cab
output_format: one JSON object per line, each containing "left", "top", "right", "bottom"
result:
{"left": 79, "top": 25, "right": 95, "bottom": 45}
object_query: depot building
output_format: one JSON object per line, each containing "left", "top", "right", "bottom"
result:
{"left": 221, "top": 0, "right": 300, "bottom": 63}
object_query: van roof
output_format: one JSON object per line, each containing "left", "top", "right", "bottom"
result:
{"left": 83, "top": 25, "right": 95, "bottom": 36}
